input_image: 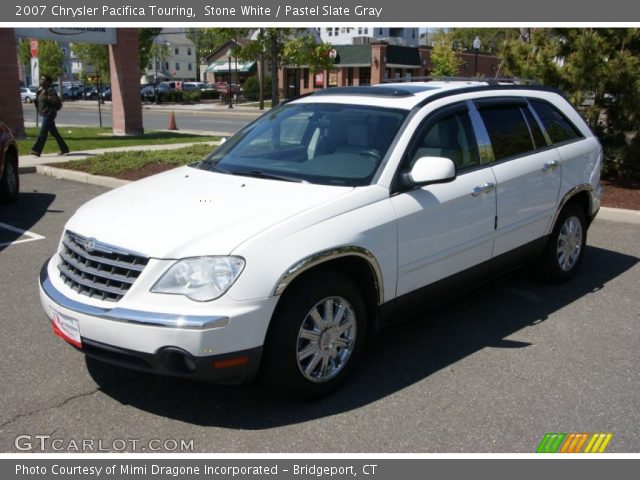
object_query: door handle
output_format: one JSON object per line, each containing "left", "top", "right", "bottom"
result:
{"left": 542, "top": 160, "right": 560, "bottom": 172}
{"left": 471, "top": 182, "right": 496, "bottom": 196}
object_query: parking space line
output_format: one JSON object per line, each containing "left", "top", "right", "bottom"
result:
{"left": 0, "top": 222, "right": 46, "bottom": 247}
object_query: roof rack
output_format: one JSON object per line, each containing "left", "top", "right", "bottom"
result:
{"left": 314, "top": 86, "right": 415, "bottom": 98}
{"left": 382, "top": 76, "right": 541, "bottom": 86}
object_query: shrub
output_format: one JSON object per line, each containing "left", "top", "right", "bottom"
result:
{"left": 200, "top": 89, "right": 220, "bottom": 100}
{"left": 243, "top": 75, "right": 272, "bottom": 101}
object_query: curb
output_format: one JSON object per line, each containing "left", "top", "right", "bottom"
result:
{"left": 597, "top": 206, "right": 640, "bottom": 225}
{"left": 19, "top": 165, "right": 36, "bottom": 174}
{"left": 36, "top": 165, "right": 130, "bottom": 189}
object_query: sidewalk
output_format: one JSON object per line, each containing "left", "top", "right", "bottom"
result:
{"left": 60, "top": 100, "right": 268, "bottom": 117}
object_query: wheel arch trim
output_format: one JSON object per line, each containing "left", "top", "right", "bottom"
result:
{"left": 550, "top": 183, "right": 594, "bottom": 231}
{"left": 273, "top": 246, "right": 385, "bottom": 304}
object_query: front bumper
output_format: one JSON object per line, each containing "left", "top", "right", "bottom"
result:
{"left": 39, "top": 259, "right": 271, "bottom": 384}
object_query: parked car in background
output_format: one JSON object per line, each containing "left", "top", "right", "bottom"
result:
{"left": 84, "top": 86, "right": 110, "bottom": 100}
{"left": 100, "top": 87, "right": 112, "bottom": 101}
{"left": 160, "top": 81, "right": 177, "bottom": 91}
{"left": 0, "top": 121, "right": 19, "bottom": 203}
{"left": 38, "top": 81, "right": 603, "bottom": 399}
{"left": 182, "top": 82, "right": 207, "bottom": 91}
{"left": 62, "top": 85, "right": 84, "bottom": 100}
{"left": 215, "top": 82, "right": 241, "bottom": 96}
{"left": 20, "top": 87, "right": 37, "bottom": 103}
{"left": 141, "top": 83, "right": 172, "bottom": 102}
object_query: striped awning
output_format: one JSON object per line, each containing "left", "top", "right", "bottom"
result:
{"left": 206, "top": 61, "right": 256, "bottom": 73}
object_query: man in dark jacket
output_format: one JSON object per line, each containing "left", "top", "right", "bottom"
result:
{"left": 30, "top": 75, "right": 69, "bottom": 157}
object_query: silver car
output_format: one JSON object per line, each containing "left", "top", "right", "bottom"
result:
{"left": 20, "top": 87, "right": 37, "bottom": 103}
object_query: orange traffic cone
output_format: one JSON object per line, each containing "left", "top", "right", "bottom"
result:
{"left": 168, "top": 111, "right": 178, "bottom": 130}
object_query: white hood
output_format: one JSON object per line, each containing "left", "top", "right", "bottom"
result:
{"left": 65, "top": 166, "right": 353, "bottom": 258}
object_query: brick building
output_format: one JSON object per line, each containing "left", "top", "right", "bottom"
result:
{"left": 281, "top": 43, "right": 500, "bottom": 99}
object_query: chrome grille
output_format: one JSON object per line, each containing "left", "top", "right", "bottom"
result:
{"left": 58, "top": 231, "right": 149, "bottom": 302}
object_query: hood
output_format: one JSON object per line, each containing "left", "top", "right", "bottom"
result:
{"left": 66, "top": 166, "right": 353, "bottom": 258}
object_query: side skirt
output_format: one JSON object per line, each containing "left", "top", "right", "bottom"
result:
{"left": 375, "top": 236, "right": 549, "bottom": 330}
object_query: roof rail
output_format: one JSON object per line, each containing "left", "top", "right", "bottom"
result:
{"left": 382, "top": 76, "right": 541, "bottom": 86}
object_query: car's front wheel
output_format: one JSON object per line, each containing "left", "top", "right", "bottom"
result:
{"left": 0, "top": 152, "right": 19, "bottom": 203}
{"left": 262, "top": 270, "right": 367, "bottom": 400}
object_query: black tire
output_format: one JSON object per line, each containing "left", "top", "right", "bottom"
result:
{"left": 262, "top": 270, "right": 367, "bottom": 400}
{"left": 0, "top": 152, "right": 19, "bottom": 204}
{"left": 534, "top": 202, "right": 587, "bottom": 283}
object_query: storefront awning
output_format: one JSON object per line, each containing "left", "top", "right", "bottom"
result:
{"left": 206, "top": 61, "right": 256, "bottom": 73}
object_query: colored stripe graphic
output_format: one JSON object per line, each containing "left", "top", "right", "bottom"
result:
{"left": 538, "top": 433, "right": 613, "bottom": 453}
{"left": 584, "top": 433, "right": 613, "bottom": 453}
{"left": 537, "top": 433, "right": 566, "bottom": 453}
{"left": 560, "top": 433, "right": 589, "bottom": 453}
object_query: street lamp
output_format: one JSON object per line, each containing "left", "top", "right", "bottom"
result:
{"left": 473, "top": 36, "right": 481, "bottom": 77}
{"left": 226, "top": 48, "right": 233, "bottom": 109}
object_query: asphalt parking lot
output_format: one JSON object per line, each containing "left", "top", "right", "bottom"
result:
{"left": 0, "top": 173, "right": 638, "bottom": 453}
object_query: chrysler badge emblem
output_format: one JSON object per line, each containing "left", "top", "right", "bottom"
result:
{"left": 84, "top": 238, "right": 96, "bottom": 252}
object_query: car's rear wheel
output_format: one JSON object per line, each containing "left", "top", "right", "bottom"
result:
{"left": 262, "top": 270, "right": 367, "bottom": 400}
{"left": 0, "top": 152, "right": 19, "bottom": 203}
{"left": 535, "top": 202, "right": 587, "bottom": 282}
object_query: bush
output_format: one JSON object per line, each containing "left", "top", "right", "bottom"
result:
{"left": 201, "top": 89, "right": 220, "bottom": 100}
{"left": 243, "top": 75, "right": 272, "bottom": 101}
{"left": 182, "top": 90, "right": 202, "bottom": 103}
{"left": 163, "top": 90, "right": 184, "bottom": 103}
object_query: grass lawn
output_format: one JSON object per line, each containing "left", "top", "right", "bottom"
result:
{"left": 53, "top": 143, "right": 216, "bottom": 180}
{"left": 18, "top": 127, "right": 219, "bottom": 155}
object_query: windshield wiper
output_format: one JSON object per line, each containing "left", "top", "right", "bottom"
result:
{"left": 226, "top": 169, "right": 306, "bottom": 183}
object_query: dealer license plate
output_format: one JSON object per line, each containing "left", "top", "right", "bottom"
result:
{"left": 51, "top": 311, "right": 82, "bottom": 348}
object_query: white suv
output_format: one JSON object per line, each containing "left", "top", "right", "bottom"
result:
{"left": 39, "top": 81, "right": 603, "bottom": 399}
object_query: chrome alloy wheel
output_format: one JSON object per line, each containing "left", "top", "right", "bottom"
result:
{"left": 557, "top": 216, "right": 583, "bottom": 272}
{"left": 296, "top": 296, "right": 357, "bottom": 383}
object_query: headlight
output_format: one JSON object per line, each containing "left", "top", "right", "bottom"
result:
{"left": 151, "top": 256, "right": 245, "bottom": 301}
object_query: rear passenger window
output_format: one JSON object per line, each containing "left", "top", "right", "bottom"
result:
{"left": 479, "top": 106, "right": 534, "bottom": 160}
{"left": 529, "top": 99, "right": 583, "bottom": 144}
{"left": 411, "top": 112, "right": 480, "bottom": 172}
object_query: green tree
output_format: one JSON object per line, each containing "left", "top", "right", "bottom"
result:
{"left": 148, "top": 42, "right": 171, "bottom": 80}
{"left": 38, "top": 40, "right": 65, "bottom": 79}
{"left": 139, "top": 28, "right": 163, "bottom": 73}
{"left": 185, "top": 28, "right": 222, "bottom": 80}
{"left": 72, "top": 43, "right": 110, "bottom": 81}
{"left": 430, "top": 32, "right": 462, "bottom": 77}
{"left": 18, "top": 39, "right": 31, "bottom": 68}
{"left": 500, "top": 28, "right": 640, "bottom": 179}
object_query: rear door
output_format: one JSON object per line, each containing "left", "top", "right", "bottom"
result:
{"left": 474, "top": 98, "right": 562, "bottom": 257}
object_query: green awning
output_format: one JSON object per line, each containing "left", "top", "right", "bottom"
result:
{"left": 206, "top": 61, "right": 256, "bottom": 73}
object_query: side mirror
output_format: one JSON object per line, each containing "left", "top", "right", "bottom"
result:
{"left": 407, "top": 156, "right": 456, "bottom": 186}
{"left": 219, "top": 137, "right": 228, "bottom": 145}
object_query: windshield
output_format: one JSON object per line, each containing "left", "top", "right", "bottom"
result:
{"left": 192, "top": 103, "right": 408, "bottom": 186}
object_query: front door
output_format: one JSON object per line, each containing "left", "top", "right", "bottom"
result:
{"left": 392, "top": 103, "right": 497, "bottom": 296}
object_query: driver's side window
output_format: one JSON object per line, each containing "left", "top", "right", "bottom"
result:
{"left": 411, "top": 111, "right": 480, "bottom": 172}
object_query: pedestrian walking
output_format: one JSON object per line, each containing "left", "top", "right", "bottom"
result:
{"left": 30, "top": 75, "right": 69, "bottom": 157}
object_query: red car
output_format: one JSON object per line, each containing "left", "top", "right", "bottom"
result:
{"left": 0, "top": 122, "right": 19, "bottom": 203}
